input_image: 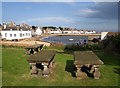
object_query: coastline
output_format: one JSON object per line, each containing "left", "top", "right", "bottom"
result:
{"left": 1, "top": 35, "right": 51, "bottom": 47}
{"left": 1, "top": 40, "right": 50, "bottom": 47}
{"left": 40, "top": 34, "right": 101, "bottom": 40}
{"left": 0, "top": 34, "right": 100, "bottom": 47}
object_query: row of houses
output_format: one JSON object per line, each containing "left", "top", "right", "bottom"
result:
{"left": 1, "top": 29, "right": 31, "bottom": 41}
{"left": 31, "top": 26, "right": 97, "bottom": 35}
{"left": 42, "top": 27, "right": 96, "bottom": 35}
{"left": 0, "top": 22, "right": 97, "bottom": 41}
{"left": 0, "top": 22, "right": 32, "bottom": 41}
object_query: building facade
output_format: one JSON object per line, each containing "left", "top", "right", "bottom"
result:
{"left": 35, "top": 27, "right": 42, "bottom": 35}
{"left": 1, "top": 29, "right": 32, "bottom": 40}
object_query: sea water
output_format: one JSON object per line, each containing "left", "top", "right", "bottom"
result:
{"left": 42, "top": 35, "right": 88, "bottom": 45}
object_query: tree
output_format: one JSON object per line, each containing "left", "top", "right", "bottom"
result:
{"left": 100, "top": 33, "right": 120, "bottom": 54}
{"left": 32, "top": 26, "right": 36, "bottom": 32}
{"left": 59, "top": 26, "right": 63, "bottom": 30}
{"left": 43, "top": 26, "right": 47, "bottom": 29}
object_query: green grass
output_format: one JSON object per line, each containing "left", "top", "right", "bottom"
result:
{"left": 2, "top": 47, "right": 120, "bottom": 86}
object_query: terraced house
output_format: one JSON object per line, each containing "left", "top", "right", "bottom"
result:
{"left": 0, "top": 22, "right": 32, "bottom": 41}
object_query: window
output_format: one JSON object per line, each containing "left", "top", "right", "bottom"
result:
{"left": 26, "top": 33, "right": 27, "bottom": 36}
{"left": 14, "top": 34, "right": 16, "bottom": 37}
{"left": 23, "top": 34, "right": 25, "bottom": 36}
{"left": 10, "top": 34, "right": 12, "bottom": 37}
{"left": 5, "top": 33, "right": 7, "bottom": 37}
{"left": 20, "top": 33, "right": 22, "bottom": 37}
{"left": 28, "top": 33, "right": 30, "bottom": 36}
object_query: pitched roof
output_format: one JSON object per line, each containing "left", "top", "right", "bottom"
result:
{"left": 2, "top": 26, "right": 30, "bottom": 31}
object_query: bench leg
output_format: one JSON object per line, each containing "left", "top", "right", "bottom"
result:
{"left": 93, "top": 65, "right": 101, "bottom": 79}
{"left": 42, "top": 63, "right": 50, "bottom": 77}
{"left": 30, "top": 63, "right": 38, "bottom": 75}
{"left": 43, "top": 65, "right": 50, "bottom": 77}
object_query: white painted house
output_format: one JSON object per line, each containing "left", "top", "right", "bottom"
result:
{"left": 35, "top": 27, "right": 42, "bottom": 35}
{"left": 62, "top": 30, "right": 72, "bottom": 34}
{"left": 50, "top": 30, "right": 62, "bottom": 34}
{"left": 72, "top": 30, "right": 79, "bottom": 34}
{"left": 50, "top": 28, "right": 62, "bottom": 34}
{"left": 1, "top": 28, "right": 32, "bottom": 40}
{"left": 79, "top": 30, "right": 85, "bottom": 34}
{"left": 85, "top": 30, "right": 96, "bottom": 34}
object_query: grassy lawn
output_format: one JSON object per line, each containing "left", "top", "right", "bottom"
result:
{"left": 2, "top": 47, "right": 120, "bottom": 86}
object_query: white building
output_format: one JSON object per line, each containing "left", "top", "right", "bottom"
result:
{"left": 35, "top": 27, "right": 42, "bottom": 35}
{"left": 1, "top": 29, "right": 32, "bottom": 40}
{"left": 50, "top": 30, "right": 62, "bottom": 34}
{"left": 50, "top": 28, "right": 62, "bottom": 34}
{"left": 79, "top": 30, "right": 85, "bottom": 34}
{"left": 72, "top": 30, "right": 79, "bottom": 34}
{"left": 101, "top": 32, "right": 108, "bottom": 40}
{"left": 85, "top": 30, "right": 96, "bottom": 34}
{"left": 62, "top": 30, "right": 72, "bottom": 34}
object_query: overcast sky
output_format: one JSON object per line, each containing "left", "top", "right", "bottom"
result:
{"left": 1, "top": 1, "right": 119, "bottom": 32}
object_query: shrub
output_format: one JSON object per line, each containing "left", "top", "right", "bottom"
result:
{"left": 64, "top": 43, "right": 102, "bottom": 52}
{"left": 91, "top": 44, "right": 101, "bottom": 50}
{"left": 100, "top": 33, "right": 120, "bottom": 54}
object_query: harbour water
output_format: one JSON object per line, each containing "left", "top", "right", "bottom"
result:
{"left": 42, "top": 35, "right": 88, "bottom": 45}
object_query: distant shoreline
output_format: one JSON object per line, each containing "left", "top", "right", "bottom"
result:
{"left": 40, "top": 33, "right": 101, "bottom": 36}
{"left": 1, "top": 34, "right": 100, "bottom": 47}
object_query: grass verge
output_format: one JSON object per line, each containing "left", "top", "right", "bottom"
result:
{"left": 2, "top": 47, "right": 120, "bottom": 86}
